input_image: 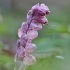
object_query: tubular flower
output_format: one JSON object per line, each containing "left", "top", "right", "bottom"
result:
{"left": 14, "top": 3, "right": 50, "bottom": 70}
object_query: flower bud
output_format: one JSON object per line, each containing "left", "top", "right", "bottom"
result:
{"left": 25, "top": 43, "right": 36, "bottom": 53}
{"left": 15, "top": 46, "right": 25, "bottom": 61}
{"left": 21, "top": 22, "right": 28, "bottom": 33}
{"left": 18, "top": 22, "right": 28, "bottom": 38}
{"left": 27, "top": 30, "right": 38, "bottom": 40}
{"left": 29, "top": 21, "right": 42, "bottom": 30}
{"left": 18, "top": 46, "right": 25, "bottom": 58}
{"left": 20, "top": 34, "right": 28, "bottom": 47}
{"left": 23, "top": 55, "right": 36, "bottom": 65}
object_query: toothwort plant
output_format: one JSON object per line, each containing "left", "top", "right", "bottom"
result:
{"left": 14, "top": 3, "right": 50, "bottom": 70}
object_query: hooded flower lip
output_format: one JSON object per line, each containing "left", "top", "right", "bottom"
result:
{"left": 30, "top": 3, "right": 50, "bottom": 24}
{"left": 40, "top": 3, "right": 50, "bottom": 15}
{"left": 33, "top": 15, "right": 48, "bottom": 24}
{"left": 31, "top": 3, "right": 50, "bottom": 16}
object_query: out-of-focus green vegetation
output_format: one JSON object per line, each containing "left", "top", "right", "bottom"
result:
{"left": 0, "top": 3, "right": 70, "bottom": 70}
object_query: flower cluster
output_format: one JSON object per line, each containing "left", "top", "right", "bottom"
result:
{"left": 14, "top": 3, "right": 50, "bottom": 65}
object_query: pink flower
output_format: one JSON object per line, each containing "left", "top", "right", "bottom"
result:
{"left": 27, "top": 30, "right": 38, "bottom": 40}
{"left": 18, "top": 22, "right": 28, "bottom": 38}
{"left": 25, "top": 43, "right": 36, "bottom": 53}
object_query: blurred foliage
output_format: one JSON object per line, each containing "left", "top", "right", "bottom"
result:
{"left": 0, "top": 42, "right": 14, "bottom": 70}
{"left": 0, "top": 6, "right": 70, "bottom": 70}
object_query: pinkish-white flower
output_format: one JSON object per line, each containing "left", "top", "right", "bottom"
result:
{"left": 23, "top": 55, "right": 36, "bottom": 65}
